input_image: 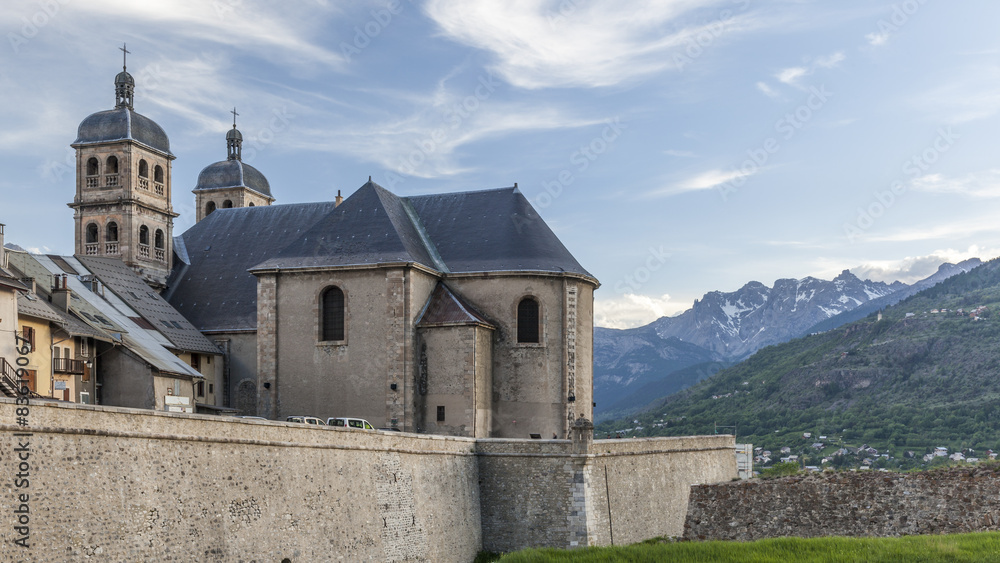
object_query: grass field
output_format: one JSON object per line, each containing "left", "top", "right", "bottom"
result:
{"left": 476, "top": 532, "right": 1000, "bottom": 562}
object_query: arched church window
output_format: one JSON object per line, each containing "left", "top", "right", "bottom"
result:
{"left": 106, "top": 222, "right": 119, "bottom": 242}
{"left": 222, "top": 200, "right": 233, "bottom": 209}
{"left": 106, "top": 156, "right": 119, "bottom": 174}
{"left": 85, "top": 223, "right": 99, "bottom": 243}
{"left": 154, "top": 165, "right": 164, "bottom": 183}
{"left": 206, "top": 201, "right": 216, "bottom": 216}
{"left": 517, "top": 297, "right": 540, "bottom": 343}
{"left": 320, "top": 286, "right": 346, "bottom": 342}
{"left": 138, "top": 159, "right": 148, "bottom": 178}
{"left": 154, "top": 229, "right": 164, "bottom": 249}
{"left": 86, "top": 158, "right": 99, "bottom": 176}
{"left": 139, "top": 225, "right": 149, "bottom": 246}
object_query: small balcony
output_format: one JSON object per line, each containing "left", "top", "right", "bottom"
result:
{"left": 138, "top": 177, "right": 149, "bottom": 190}
{"left": 85, "top": 243, "right": 99, "bottom": 255}
{"left": 53, "top": 358, "right": 85, "bottom": 375}
{"left": 154, "top": 248, "right": 165, "bottom": 262}
{"left": 86, "top": 176, "right": 100, "bottom": 188}
{"left": 105, "top": 174, "right": 119, "bottom": 187}
{"left": 105, "top": 242, "right": 119, "bottom": 255}
{"left": 139, "top": 244, "right": 150, "bottom": 259}
{"left": 154, "top": 182, "right": 164, "bottom": 196}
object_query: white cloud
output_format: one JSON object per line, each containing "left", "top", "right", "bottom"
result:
{"left": 595, "top": 293, "right": 685, "bottom": 329}
{"left": 866, "top": 31, "right": 890, "bottom": 47}
{"left": 774, "top": 50, "right": 844, "bottom": 88}
{"left": 814, "top": 52, "right": 846, "bottom": 68}
{"left": 851, "top": 246, "right": 1000, "bottom": 284}
{"left": 646, "top": 167, "right": 757, "bottom": 198}
{"left": 424, "top": 0, "right": 763, "bottom": 89}
{"left": 756, "top": 81, "right": 781, "bottom": 99}
{"left": 776, "top": 67, "right": 808, "bottom": 86}
{"left": 910, "top": 171, "right": 1000, "bottom": 199}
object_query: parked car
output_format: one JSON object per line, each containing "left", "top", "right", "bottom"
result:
{"left": 327, "top": 417, "right": 374, "bottom": 430}
{"left": 286, "top": 416, "right": 326, "bottom": 425}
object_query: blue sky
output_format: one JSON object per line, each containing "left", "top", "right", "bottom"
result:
{"left": 3, "top": 0, "right": 1000, "bottom": 328}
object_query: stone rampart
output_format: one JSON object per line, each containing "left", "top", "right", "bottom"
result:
{"left": 0, "top": 399, "right": 481, "bottom": 562}
{"left": 478, "top": 433, "right": 736, "bottom": 552}
{"left": 0, "top": 400, "right": 736, "bottom": 561}
{"left": 685, "top": 467, "right": 1000, "bottom": 542}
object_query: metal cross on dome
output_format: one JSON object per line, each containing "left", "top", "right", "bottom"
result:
{"left": 120, "top": 43, "right": 130, "bottom": 71}
{"left": 231, "top": 107, "right": 239, "bottom": 128}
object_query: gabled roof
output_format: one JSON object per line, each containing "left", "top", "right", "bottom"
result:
{"left": 408, "top": 186, "right": 591, "bottom": 276}
{"left": 29, "top": 255, "right": 202, "bottom": 378}
{"left": 0, "top": 266, "right": 26, "bottom": 291}
{"left": 416, "top": 283, "right": 495, "bottom": 329}
{"left": 77, "top": 256, "right": 220, "bottom": 355}
{"left": 251, "top": 181, "right": 442, "bottom": 271}
{"left": 250, "top": 181, "right": 593, "bottom": 280}
{"left": 165, "top": 202, "right": 339, "bottom": 332}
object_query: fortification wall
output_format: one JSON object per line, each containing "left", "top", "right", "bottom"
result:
{"left": 478, "top": 434, "right": 736, "bottom": 552}
{"left": 685, "top": 467, "right": 1000, "bottom": 542}
{"left": 0, "top": 400, "right": 736, "bottom": 561}
{"left": 0, "top": 399, "right": 481, "bottom": 562}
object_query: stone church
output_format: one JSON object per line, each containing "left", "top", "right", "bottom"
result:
{"left": 69, "top": 55, "right": 599, "bottom": 439}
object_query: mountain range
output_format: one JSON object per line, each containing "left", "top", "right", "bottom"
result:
{"left": 596, "top": 256, "right": 1000, "bottom": 454}
{"left": 593, "top": 260, "right": 982, "bottom": 422}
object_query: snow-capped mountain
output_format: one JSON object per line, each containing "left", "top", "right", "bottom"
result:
{"left": 650, "top": 270, "right": 903, "bottom": 359}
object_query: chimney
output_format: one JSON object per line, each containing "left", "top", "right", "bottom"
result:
{"left": 20, "top": 277, "right": 36, "bottom": 295}
{"left": 335, "top": 189, "right": 343, "bottom": 207}
{"left": 51, "top": 274, "right": 72, "bottom": 312}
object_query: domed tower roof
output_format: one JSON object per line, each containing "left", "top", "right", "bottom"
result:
{"left": 73, "top": 108, "right": 172, "bottom": 155}
{"left": 194, "top": 160, "right": 272, "bottom": 198}
{"left": 194, "top": 108, "right": 272, "bottom": 198}
{"left": 72, "top": 43, "right": 172, "bottom": 156}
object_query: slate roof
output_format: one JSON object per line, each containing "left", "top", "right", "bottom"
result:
{"left": 0, "top": 266, "right": 26, "bottom": 291}
{"left": 73, "top": 107, "right": 172, "bottom": 156}
{"left": 251, "top": 181, "right": 593, "bottom": 279}
{"left": 76, "top": 256, "right": 220, "bottom": 355}
{"left": 194, "top": 159, "right": 272, "bottom": 198}
{"left": 164, "top": 202, "right": 339, "bottom": 332}
{"left": 416, "top": 283, "right": 495, "bottom": 329}
{"left": 29, "top": 255, "right": 202, "bottom": 378}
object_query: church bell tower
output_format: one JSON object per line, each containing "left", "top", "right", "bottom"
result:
{"left": 68, "top": 45, "right": 177, "bottom": 289}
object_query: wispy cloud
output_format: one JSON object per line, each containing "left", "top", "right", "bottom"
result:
{"left": 595, "top": 293, "right": 683, "bottom": 329}
{"left": 909, "top": 171, "right": 1000, "bottom": 199}
{"left": 756, "top": 81, "right": 782, "bottom": 99}
{"left": 424, "top": 0, "right": 765, "bottom": 89}
{"left": 851, "top": 246, "right": 1000, "bottom": 284}
{"left": 646, "top": 167, "right": 757, "bottom": 198}
{"left": 774, "top": 50, "right": 845, "bottom": 88}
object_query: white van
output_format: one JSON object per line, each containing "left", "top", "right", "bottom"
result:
{"left": 286, "top": 415, "right": 326, "bottom": 425}
{"left": 327, "top": 417, "right": 374, "bottom": 430}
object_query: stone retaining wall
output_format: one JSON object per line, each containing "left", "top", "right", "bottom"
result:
{"left": 685, "top": 467, "right": 1000, "bottom": 541}
{"left": 0, "top": 399, "right": 736, "bottom": 561}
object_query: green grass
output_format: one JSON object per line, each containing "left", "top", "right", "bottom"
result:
{"left": 479, "top": 532, "right": 1000, "bottom": 562}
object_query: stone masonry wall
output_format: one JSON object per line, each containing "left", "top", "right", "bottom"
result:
{"left": 0, "top": 400, "right": 735, "bottom": 562}
{"left": 478, "top": 433, "right": 736, "bottom": 552}
{"left": 0, "top": 399, "right": 481, "bottom": 563}
{"left": 685, "top": 467, "right": 1000, "bottom": 542}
